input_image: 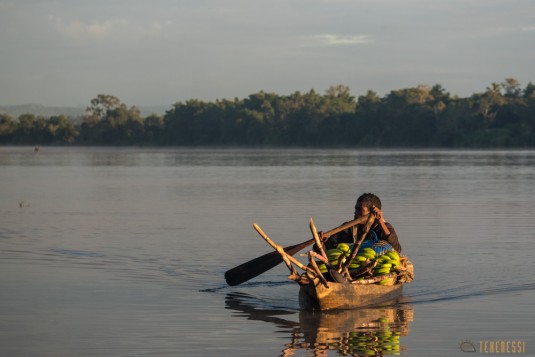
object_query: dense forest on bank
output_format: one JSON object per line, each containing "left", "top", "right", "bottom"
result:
{"left": 1, "top": 79, "right": 534, "bottom": 147}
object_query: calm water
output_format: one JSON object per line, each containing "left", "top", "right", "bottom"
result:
{"left": 1, "top": 147, "right": 534, "bottom": 356}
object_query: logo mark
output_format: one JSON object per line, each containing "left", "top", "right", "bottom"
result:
{"left": 460, "top": 340, "right": 477, "bottom": 353}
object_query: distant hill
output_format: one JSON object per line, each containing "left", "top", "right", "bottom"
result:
{"left": 0, "top": 104, "right": 170, "bottom": 119}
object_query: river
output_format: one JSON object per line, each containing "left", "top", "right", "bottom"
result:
{"left": 1, "top": 147, "right": 533, "bottom": 356}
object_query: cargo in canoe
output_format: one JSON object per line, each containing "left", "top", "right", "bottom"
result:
{"left": 298, "top": 260, "right": 414, "bottom": 310}
{"left": 242, "top": 219, "right": 414, "bottom": 310}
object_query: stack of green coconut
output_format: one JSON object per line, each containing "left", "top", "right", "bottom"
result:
{"left": 315, "top": 243, "right": 401, "bottom": 284}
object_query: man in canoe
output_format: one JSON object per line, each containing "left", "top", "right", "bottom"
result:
{"left": 320, "top": 193, "right": 402, "bottom": 253}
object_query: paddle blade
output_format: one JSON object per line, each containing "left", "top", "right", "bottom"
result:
{"left": 224, "top": 239, "right": 314, "bottom": 286}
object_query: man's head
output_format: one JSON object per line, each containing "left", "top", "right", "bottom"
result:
{"left": 354, "top": 193, "right": 382, "bottom": 218}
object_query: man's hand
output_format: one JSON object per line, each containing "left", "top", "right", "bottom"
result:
{"left": 372, "top": 205, "right": 391, "bottom": 236}
{"left": 372, "top": 206, "right": 384, "bottom": 221}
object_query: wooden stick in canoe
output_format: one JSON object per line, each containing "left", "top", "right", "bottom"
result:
{"left": 252, "top": 224, "right": 311, "bottom": 273}
{"left": 224, "top": 214, "right": 371, "bottom": 286}
{"left": 341, "top": 212, "right": 375, "bottom": 272}
{"left": 309, "top": 218, "right": 328, "bottom": 261}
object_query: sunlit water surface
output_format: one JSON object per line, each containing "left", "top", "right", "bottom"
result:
{"left": 1, "top": 147, "right": 534, "bottom": 356}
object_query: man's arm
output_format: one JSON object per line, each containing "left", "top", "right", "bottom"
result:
{"left": 383, "top": 222, "right": 402, "bottom": 253}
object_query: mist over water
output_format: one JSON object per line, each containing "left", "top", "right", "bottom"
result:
{"left": 1, "top": 147, "right": 534, "bottom": 356}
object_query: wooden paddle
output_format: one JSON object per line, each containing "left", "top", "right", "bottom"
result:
{"left": 224, "top": 215, "right": 370, "bottom": 286}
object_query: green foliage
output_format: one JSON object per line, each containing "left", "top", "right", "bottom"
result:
{"left": 3, "top": 80, "right": 535, "bottom": 147}
{"left": 0, "top": 113, "right": 17, "bottom": 143}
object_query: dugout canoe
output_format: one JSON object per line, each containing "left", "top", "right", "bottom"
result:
{"left": 247, "top": 220, "right": 414, "bottom": 310}
{"left": 298, "top": 275, "right": 401, "bottom": 311}
{"left": 298, "top": 260, "right": 414, "bottom": 310}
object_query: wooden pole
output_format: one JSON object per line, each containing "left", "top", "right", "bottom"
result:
{"left": 309, "top": 218, "right": 328, "bottom": 260}
{"left": 252, "top": 223, "right": 312, "bottom": 273}
{"left": 308, "top": 251, "right": 329, "bottom": 265}
{"left": 341, "top": 213, "right": 375, "bottom": 271}
{"left": 350, "top": 272, "right": 397, "bottom": 285}
{"left": 349, "top": 259, "right": 378, "bottom": 279}
{"left": 308, "top": 252, "right": 329, "bottom": 287}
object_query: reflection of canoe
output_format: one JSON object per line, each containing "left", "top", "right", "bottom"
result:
{"left": 299, "top": 260, "right": 414, "bottom": 310}
{"left": 224, "top": 291, "right": 414, "bottom": 356}
{"left": 298, "top": 301, "right": 413, "bottom": 337}
{"left": 295, "top": 302, "right": 414, "bottom": 355}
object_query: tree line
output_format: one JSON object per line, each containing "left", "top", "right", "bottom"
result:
{"left": 1, "top": 79, "right": 534, "bottom": 147}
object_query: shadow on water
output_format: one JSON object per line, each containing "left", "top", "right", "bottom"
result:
{"left": 225, "top": 291, "right": 414, "bottom": 356}
{"left": 201, "top": 280, "right": 293, "bottom": 293}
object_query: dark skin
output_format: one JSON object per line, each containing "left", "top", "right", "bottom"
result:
{"left": 317, "top": 195, "right": 402, "bottom": 253}
{"left": 354, "top": 203, "right": 391, "bottom": 238}
{"left": 319, "top": 203, "right": 391, "bottom": 241}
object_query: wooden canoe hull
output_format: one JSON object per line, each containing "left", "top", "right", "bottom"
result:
{"left": 299, "top": 279, "right": 404, "bottom": 310}
{"left": 299, "top": 260, "right": 413, "bottom": 310}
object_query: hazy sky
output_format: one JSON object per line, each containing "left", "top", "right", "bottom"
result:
{"left": 1, "top": 0, "right": 534, "bottom": 107}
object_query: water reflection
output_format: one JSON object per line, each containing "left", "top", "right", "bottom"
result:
{"left": 226, "top": 292, "right": 413, "bottom": 356}
{"left": 3, "top": 147, "right": 534, "bottom": 168}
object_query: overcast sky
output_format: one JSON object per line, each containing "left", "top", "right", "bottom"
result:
{"left": 1, "top": 0, "right": 534, "bottom": 107}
